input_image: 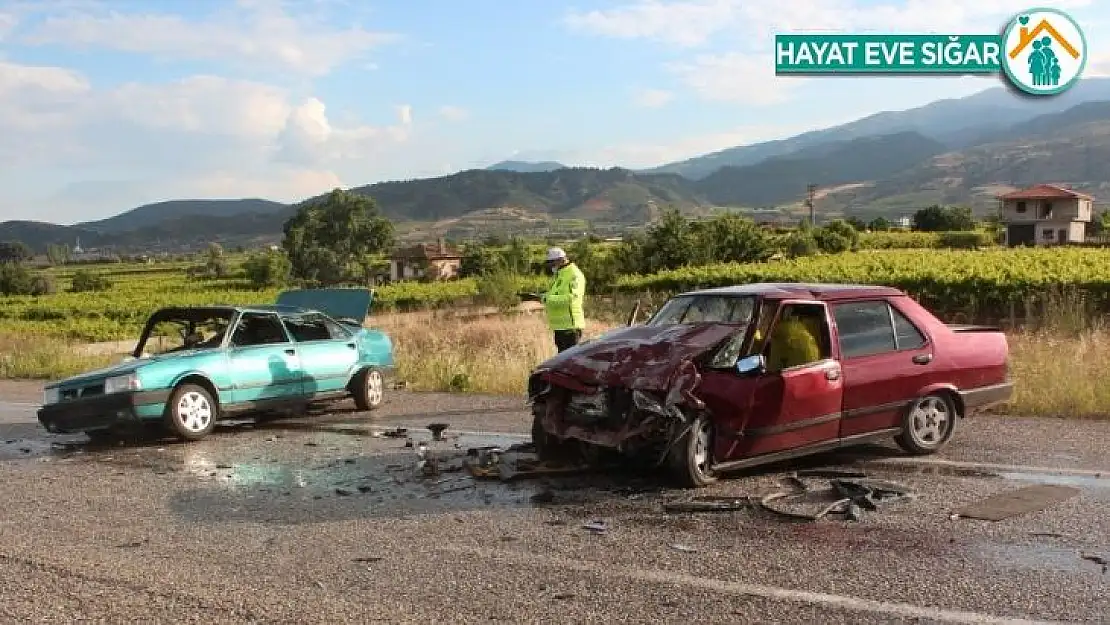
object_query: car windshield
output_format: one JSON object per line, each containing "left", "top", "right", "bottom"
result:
{"left": 645, "top": 294, "right": 756, "bottom": 326}
{"left": 134, "top": 309, "right": 235, "bottom": 356}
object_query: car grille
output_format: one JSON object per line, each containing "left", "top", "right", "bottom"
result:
{"left": 60, "top": 384, "right": 105, "bottom": 401}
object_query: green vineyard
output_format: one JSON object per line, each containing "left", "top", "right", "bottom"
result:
{"left": 615, "top": 247, "right": 1110, "bottom": 319}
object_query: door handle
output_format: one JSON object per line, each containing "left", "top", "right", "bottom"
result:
{"left": 825, "top": 368, "right": 840, "bottom": 381}
{"left": 346, "top": 343, "right": 357, "bottom": 349}
{"left": 912, "top": 353, "right": 933, "bottom": 365}
{"left": 284, "top": 348, "right": 296, "bottom": 356}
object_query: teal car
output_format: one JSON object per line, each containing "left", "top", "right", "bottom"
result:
{"left": 37, "top": 288, "right": 394, "bottom": 441}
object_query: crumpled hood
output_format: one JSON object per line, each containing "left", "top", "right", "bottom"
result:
{"left": 534, "top": 323, "right": 742, "bottom": 393}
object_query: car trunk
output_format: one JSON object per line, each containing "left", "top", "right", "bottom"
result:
{"left": 274, "top": 288, "right": 373, "bottom": 323}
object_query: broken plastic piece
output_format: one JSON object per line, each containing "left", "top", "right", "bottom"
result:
{"left": 582, "top": 520, "right": 608, "bottom": 533}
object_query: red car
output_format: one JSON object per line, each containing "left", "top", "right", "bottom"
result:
{"left": 527, "top": 283, "right": 1014, "bottom": 487}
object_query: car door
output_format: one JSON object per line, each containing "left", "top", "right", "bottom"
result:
{"left": 224, "top": 311, "right": 304, "bottom": 405}
{"left": 831, "top": 298, "right": 936, "bottom": 438}
{"left": 704, "top": 300, "right": 845, "bottom": 460}
{"left": 280, "top": 313, "right": 359, "bottom": 396}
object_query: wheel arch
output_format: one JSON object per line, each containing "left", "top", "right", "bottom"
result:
{"left": 914, "top": 383, "right": 964, "bottom": 418}
{"left": 171, "top": 373, "right": 221, "bottom": 408}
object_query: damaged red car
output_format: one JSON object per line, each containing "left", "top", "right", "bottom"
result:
{"left": 527, "top": 283, "right": 1014, "bottom": 487}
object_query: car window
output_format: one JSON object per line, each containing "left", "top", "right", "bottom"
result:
{"left": 763, "top": 303, "right": 832, "bottom": 372}
{"left": 891, "top": 306, "right": 926, "bottom": 350}
{"left": 282, "top": 314, "right": 352, "bottom": 342}
{"left": 832, "top": 301, "right": 897, "bottom": 358}
{"left": 230, "top": 313, "right": 289, "bottom": 347}
{"left": 647, "top": 295, "right": 754, "bottom": 326}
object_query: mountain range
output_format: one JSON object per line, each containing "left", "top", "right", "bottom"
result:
{"left": 8, "top": 78, "right": 1110, "bottom": 253}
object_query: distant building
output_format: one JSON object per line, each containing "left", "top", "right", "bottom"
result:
{"left": 998, "top": 184, "right": 1094, "bottom": 247}
{"left": 389, "top": 238, "right": 463, "bottom": 281}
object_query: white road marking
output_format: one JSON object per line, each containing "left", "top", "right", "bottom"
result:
{"left": 0, "top": 402, "right": 39, "bottom": 408}
{"left": 439, "top": 545, "right": 1061, "bottom": 624}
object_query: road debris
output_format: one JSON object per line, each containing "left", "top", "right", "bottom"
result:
{"left": 463, "top": 445, "right": 588, "bottom": 482}
{"left": 955, "top": 484, "right": 1081, "bottom": 521}
{"left": 427, "top": 423, "right": 450, "bottom": 441}
{"left": 375, "top": 427, "right": 408, "bottom": 439}
{"left": 663, "top": 496, "right": 755, "bottom": 513}
{"left": 663, "top": 472, "right": 912, "bottom": 521}
{"left": 582, "top": 520, "right": 608, "bottom": 534}
{"left": 669, "top": 543, "right": 697, "bottom": 552}
{"left": 1080, "top": 553, "right": 1108, "bottom": 574}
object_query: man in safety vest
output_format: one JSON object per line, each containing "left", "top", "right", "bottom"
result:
{"left": 540, "top": 247, "right": 587, "bottom": 352}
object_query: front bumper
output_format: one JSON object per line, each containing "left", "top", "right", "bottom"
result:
{"left": 37, "top": 390, "right": 169, "bottom": 434}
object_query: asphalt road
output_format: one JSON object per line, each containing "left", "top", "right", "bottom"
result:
{"left": 1, "top": 380, "right": 1108, "bottom": 624}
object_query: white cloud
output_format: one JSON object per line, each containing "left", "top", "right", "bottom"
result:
{"left": 438, "top": 105, "right": 469, "bottom": 121}
{"left": 668, "top": 53, "right": 805, "bottom": 105}
{"left": 0, "top": 60, "right": 415, "bottom": 220}
{"left": 633, "top": 88, "right": 674, "bottom": 108}
{"left": 0, "top": 12, "right": 16, "bottom": 41}
{"left": 16, "top": 1, "right": 401, "bottom": 76}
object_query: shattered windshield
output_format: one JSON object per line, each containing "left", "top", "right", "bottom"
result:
{"left": 646, "top": 294, "right": 756, "bottom": 327}
{"left": 134, "top": 309, "right": 235, "bottom": 356}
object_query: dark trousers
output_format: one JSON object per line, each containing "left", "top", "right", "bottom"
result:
{"left": 553, "top": 329, "right": 582, "bottom": 352}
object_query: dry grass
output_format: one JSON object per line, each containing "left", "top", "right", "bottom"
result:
{"left": 0, "top": 334, "right": 116, "bottom": 380}
{"left": 372, "top": 310, "right": 613, "bottom": 395}
{"left": 4, "top": 306, "right": 1110, "bottom": 420}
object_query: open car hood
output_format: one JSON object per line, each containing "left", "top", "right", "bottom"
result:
{"left": 275, "top": 288, "right": 373, "bottom": 323}
{"left": 534, "top": 323, "right": 742, "bottom": 393}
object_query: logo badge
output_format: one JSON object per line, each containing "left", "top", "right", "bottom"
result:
{"left": 1000, "top": 7, "right": 1087, "bottom": 95}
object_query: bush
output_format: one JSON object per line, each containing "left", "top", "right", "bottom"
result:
{"left": 937, "top": 231, "right": 990, "bottom": 249}
{"left": 242, "top": 251, "right": 292, "bottom": 289}
{"left": 784, "top": 232, "right": 819, "bottom": 258}
{"left": 69, "top": 269, "right": 112, "bottom": 293}
{"left": 475, "top": 269, "right": 521, "bottom": 311}
{"left": 0, "top": 262, "right": 33, "bottom": 295}
{"left": 30, "top": 275, "right": 55, "bottom": 295}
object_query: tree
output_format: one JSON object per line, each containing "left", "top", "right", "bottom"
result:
{"left": 688, "top": 214, "right": 772, "bottom": 265}
{"left": 242, "top": 250, "right": 293, "bottom": 288}
{"left": 868, "top": 217, "right": 891, "bottom": 231}
{"left": 912, "top": 205, "right": 976, "bottom": 232}
{"left": 460, "top": 245, "right": 505, "bottom": 278}
{"left": 501, "top": 237, "right": 531, "bottom": 275}
{"left": 282, "top": 189, "right": 395, "bottom": 285}
{"left": 46, "top": 244, "right": 70, "bottom": 266}
{"left": 204, "top": 242, "right": 229, "bottom": 278}
{"left": 69, "top": 269, "right": 111, "bottom": 293}
{"left": 815, "top": 219, "right": 859, "bottom": 252}
{"left": 0, "top": 240, "right": 33, "bottom": 264}
{"left": 845, "top": 216, "right": 868, "bottom": 231}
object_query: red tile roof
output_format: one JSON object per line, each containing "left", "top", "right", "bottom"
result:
{"left": 998, "top": 184, "right": 1094, "bottom": 201}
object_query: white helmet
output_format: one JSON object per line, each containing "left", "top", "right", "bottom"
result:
{"left": 545, "top": 247, "right": 567, "bottom": 261}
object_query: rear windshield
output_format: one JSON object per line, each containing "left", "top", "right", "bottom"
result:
{"left": 646, "top": 294, "right": 756, "bottom": 326}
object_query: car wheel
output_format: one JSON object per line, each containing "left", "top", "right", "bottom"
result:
{"left": 667, "top": 413, "right": 718, "bottom": 488}
{"left": 352, "top": 367, "right": 385, "bottom": 411}
{"left": 896, "top": 392, "right": 957, "bottom": 455}
{"left": 164, "top": 383, "right": 218, "bottom": 441}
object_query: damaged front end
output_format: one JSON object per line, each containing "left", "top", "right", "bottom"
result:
{"left": 527, "top": 323, "right": 739, "bottom": 464}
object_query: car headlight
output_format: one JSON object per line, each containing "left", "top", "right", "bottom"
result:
{"left": 43, "top": 388, "right": 59, "bottom": 405}
{"left": 104, "top": 373, "right": 142, "bottom": 394}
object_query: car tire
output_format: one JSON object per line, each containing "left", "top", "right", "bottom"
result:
{"left": 164, "top": 383, "right": 219, "bottom": 441}
{"left": 352, "top": 367, "right": 385, "bottom": 411}
{"left": 895, "top": 392, "right": 957, "bottom": 455}
{"left": 667, "top": 413, "right": 718, "bottom": 488}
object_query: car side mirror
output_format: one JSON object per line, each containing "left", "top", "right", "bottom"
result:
{"left": 735, "top": 354, "right": 765, "bottom": 376}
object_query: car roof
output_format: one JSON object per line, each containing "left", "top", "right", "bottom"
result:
{"left": 678, "top": 282, "right": 904, "bottom": 300}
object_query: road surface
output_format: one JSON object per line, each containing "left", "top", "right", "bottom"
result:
{"left": 1, "top": 380, "right": 1107, "bottom": 624}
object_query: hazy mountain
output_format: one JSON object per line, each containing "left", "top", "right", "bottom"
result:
{"left": 77, "top": 198, "right": 288, "bottom": 234}
{"left": 644, "top": 78, "right": 1110, "bottom": 180}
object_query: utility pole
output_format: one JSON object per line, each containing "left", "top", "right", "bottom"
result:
{"left": 805, "top": 184, "right": 817, "bottom": 226}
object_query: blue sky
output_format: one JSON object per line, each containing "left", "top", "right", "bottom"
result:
{"left": 1, "top": 0, "right": 1107, "bottom": 223}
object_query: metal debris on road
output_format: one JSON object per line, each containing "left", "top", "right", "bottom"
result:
{"left": 427, "top": 423, "right": 450, "bottom": 441}
{"left": 582, "top": 520, "right": 608, "bottom": 533}
{"left": 463, "top": 445, "right": 587, "bottom": 482}
{"left": 669, "top": 543, "right": 697, "bottom": 552}
{"left": 760, "top": 475, "right": 913, "bottom": 521}
{"left": 955, "top": 484, "right": 1081, "bottom": 521}
{"left": 662, "top": 496, "right": 755, "bottom": 513}
{"left": 375, "top": 427, "right": 408, "bottom": 439}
